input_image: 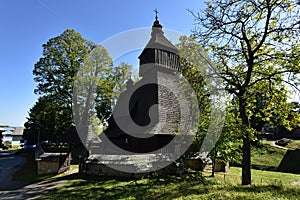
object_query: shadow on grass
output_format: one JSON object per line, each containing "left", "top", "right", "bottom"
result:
{"left": 278, "top": 149, "right": 300, "bottom": 174}
{"left": 39, "top": 172, "right": 300, "bottom": 200}
{"left": 39, "top": 173, "right": 210, "bottom": 200}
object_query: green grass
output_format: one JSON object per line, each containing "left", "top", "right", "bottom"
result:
{"left": 231, "top": 141, "right": 287, "bottom": 171}
{"left": 251, "top": 141, "right": 287, "bottom": 171}
{"left": 14, "top": 141, "right": 300, "bottom": 199}
{"left": 39, "top": 168, "right": 300, "bottom": 200}
{"left": 285, "top": 140, "right": 300, "bottom": 150}
{"left": 209, "top": 167, "right": 300, "bottom": 185}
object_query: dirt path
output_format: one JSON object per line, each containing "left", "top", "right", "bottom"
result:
{"left": 270, "top": 141, "right": 289, "bottom": 150}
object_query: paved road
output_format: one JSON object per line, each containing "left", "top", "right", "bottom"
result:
{"left": 0, "top": 150, "right": 77, "bottom": 199}
{"left": 0, "top": 150, "right": 27, "bottom": 191}
{"left": 0, "top": 178, "right": 68, "bottom": 200}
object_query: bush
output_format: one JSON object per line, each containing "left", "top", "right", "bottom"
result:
{"left": 3, "top": 141, "right": 12, "bottom": 149}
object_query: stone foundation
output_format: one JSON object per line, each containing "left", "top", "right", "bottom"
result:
{"left": 81, "top": 153, "right": 180, "bottom": 178}
{"left": 36, "top": 153, "right": 71, "bottom": 175}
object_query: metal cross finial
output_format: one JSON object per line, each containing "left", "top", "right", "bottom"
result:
{"left": 154, "top": 9, "right": 159, "bottom": 21}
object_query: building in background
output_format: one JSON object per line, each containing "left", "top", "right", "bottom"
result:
{"left": 11, "top": 127, "right": 24, "bottom": 147}
{"left": 0, "top": 126, "right": 24, "bottom": 148}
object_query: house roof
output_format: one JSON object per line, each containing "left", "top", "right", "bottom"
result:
{"left": 12, "top": 127, "right": 24, "bottom": 136}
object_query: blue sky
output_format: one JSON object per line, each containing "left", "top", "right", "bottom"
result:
{"left": 0, "top": 0, "right": 205, "bottom": 127}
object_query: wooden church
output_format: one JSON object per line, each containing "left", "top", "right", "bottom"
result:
{"left": 82, "top": 14, "right": 193, "bottom": 177}
{"left": 99, "top": 14, "right": 182, "bottom": 154}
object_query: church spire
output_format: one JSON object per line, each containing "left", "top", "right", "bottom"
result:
{"left": 153, "top": 9, "right": 162, "bottom": 28}
{"left": 154, "top": 8, "right": 158, "bottom": 21}
{"left": 138, "top": 10, "right": 180, "bottom": 77}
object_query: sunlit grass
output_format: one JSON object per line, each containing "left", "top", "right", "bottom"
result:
{"left": 206, "top": 167, "right": 300, "bottom": 186}
{"left": 285, "top": 140, "right": 300, "bottom": 150}
{"left": 251, "top": 142, "right": 287, "bottom": 171}
{"left": 39, "top": 168, "right": 300, "bottom": 200}
{"left": 13, "top": 142, "right": 300, "bottom": 199}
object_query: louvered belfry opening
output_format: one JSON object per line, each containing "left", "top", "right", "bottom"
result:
{"left": 139, "top": 18, "right": 180, "bottom": 77}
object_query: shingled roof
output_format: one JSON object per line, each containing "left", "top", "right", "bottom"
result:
{"left": 138, "top": 17, "right": 179, "bottom": 58}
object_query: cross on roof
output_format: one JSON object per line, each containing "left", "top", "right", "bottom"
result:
{"left": 154, "top": 9, "right": 159, "bottom": 21}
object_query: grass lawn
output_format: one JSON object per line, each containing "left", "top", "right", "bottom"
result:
{"left": 38, "top": 167, "right": 300, "bottom": 200}
{"left": 13, "top": 141, "right": 300, "bottom": 199}
{"left": 250, "top": 141, "right": 287, "bottom": 171}
{"left": 209, "top": 167, "right": 300, "bottom": 185}
{"left": 285, "top": 140, "right": 300, "bottom": 150}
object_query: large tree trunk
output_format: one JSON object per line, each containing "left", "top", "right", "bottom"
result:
{"left": 242, "top": 136, "right": 251, "bottom": 185}
{"left": 239, "top": 97, "right": 251, "bottom": 185}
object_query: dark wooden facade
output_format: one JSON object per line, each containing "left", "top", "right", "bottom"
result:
{"left": 102, "top": 17, "right": 183, "bottom": 154}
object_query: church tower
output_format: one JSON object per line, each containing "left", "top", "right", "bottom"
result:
{"left": 129, "top": 12, "right": 182, "bottom": 136}
{"left": 138, "top": 12, "right": 180, "bottom": 77}
{"left": 103, "top": 12, "right": 182, "bottom": 153}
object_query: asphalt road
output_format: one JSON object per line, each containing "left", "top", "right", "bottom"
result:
{"left": 0, "top": 150, "right": 27, "bottom": 191}
{"left": 0, "top": 150, "right": 75, "bottom": 199}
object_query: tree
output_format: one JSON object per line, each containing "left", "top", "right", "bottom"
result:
{"left": 24, "top": 96, "right": 57, "bottom": 143}
{"left": 29, "top": 29, "right": 133, "bottom": 141}
{"left": 32, "top": 29, "right": 97, "bottom": 138}
{"left": 178, "top": 36, "right": 212, "bottom": 147}
{"left": 73, "top": 46, "right": 133, "bottom": 128}
{"left": 0, "top": 129, "right": 4, "bottom": 148}
{"left": 72, "top": 45, "right": 113, "bottom": 126}
{"left": 191, "top": 0, "right": 300, "bottom": 185}
{"left": 95, "top": 62, "right": 133, "bottom": 127}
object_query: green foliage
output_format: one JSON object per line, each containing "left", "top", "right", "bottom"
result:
{"left": 192, "top": 0, "right": 300, "bottom": 130}
{"left": 27, "top": 29, "right": 132, "bottom": 141}
{"left": 177, "top": 35, "right": 212, "bottom": 149}
{"left": 95, "top": 62, "right": 133, "bottom": 127}
{"left": 210, "top": 106, "right": 243, "bottom": 164}
{"left": 72, "top": 45, "right": 113, "bottom": 126}
{"left": 24, "top": 96, "right": 59, "bottom": 142}
{"left": 177, "top": 36, "right": 242, "bottom": 169}
{"left": 33, "top": 29, "right": 94, "bottom": 99}
{"left": 191, "top": 0, "right": 300, "bottom": 184}
{"left": 30, "top": 29, "right": 98, "bottom": 140}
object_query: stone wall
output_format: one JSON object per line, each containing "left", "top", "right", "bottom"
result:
{"left": 83, "top": 161, "right": 178, "bottom": 178}
{"left": 36, "top": 153, "right": 71, "bottom": 175}
{"left": 37, "top": 161, "right": 60, "bottom": 175}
